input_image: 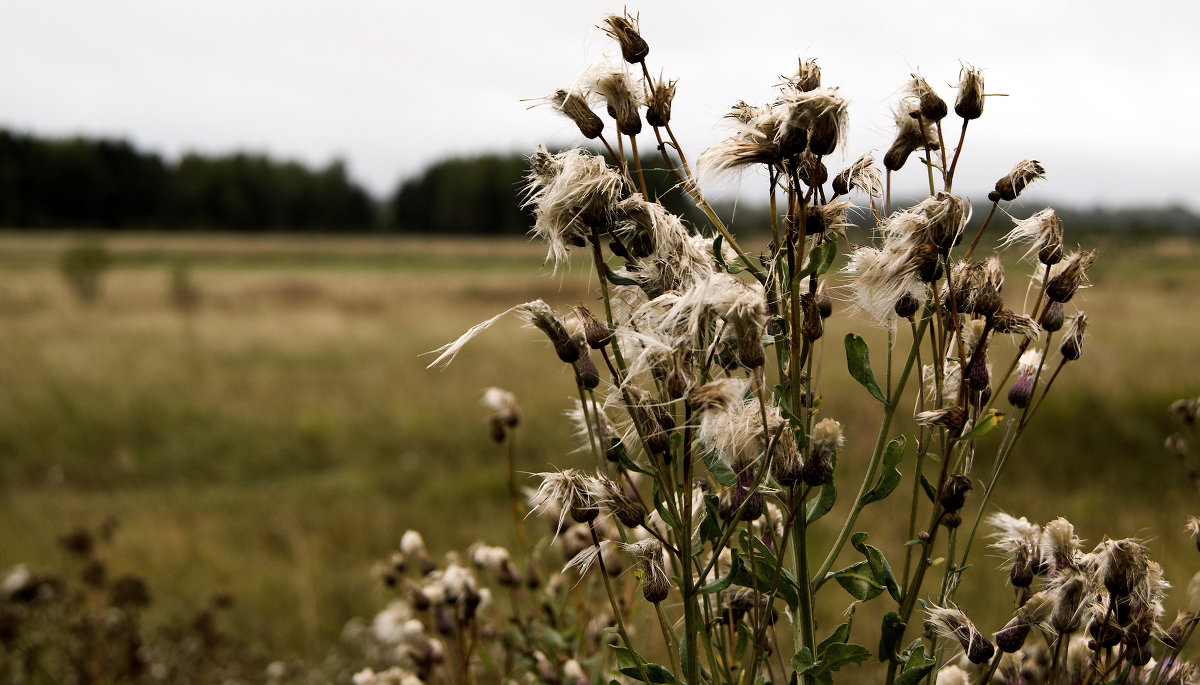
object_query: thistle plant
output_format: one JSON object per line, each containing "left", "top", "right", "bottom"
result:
{"left": 396, "top": 11, "right": 1200, "bottom": 685}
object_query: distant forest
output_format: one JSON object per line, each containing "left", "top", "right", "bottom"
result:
{"left": 1, "top": 128, "right": 1197, "bottom": 235}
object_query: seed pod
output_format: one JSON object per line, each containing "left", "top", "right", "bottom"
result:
{"left": 992, "top": 160, "right": 1045, "bottom": 202}
{"left": 574, "top": 348, "right": 600, "bottom": 389}
{"left": 645, "top": 77, "right": 676, "bottom": 127}
{"left": 884, "top": 137, "right": 919, "bottom": 172}
{"left": 642, "top": 569, "right": 670, "bottom": 603}
{"left": 939, "top": 474, "right": 974, "bottom": 512}
{"left": 738, "top": 332, "right": 765, "bottom": 369}
{"left": 1038, "top": 240, "right": 1063, "bottom": 266}
{"left": 1040, "top": 300, "right": 1065, "bottom": 332}
{"left": 943, "top": 511, "right": 963, "bottom": 529}
{"left": 894, "top": 292, "right": 921, "bottom": 318}
{"left": 994, "top": 616, "right": 1030, "bottom": 653}
{"left": 912, "top": 76, "right": 948, "bottom": 122}
{"left": 1007, "top": 371, "right": 1034, "bottom": 409}
{"left": 973, "top": 283, "right": 1003, "bottom": 317}
{"left": 1088, "top": 613, "right": 1123, "bottom": 649}
{"left": 917, "top": 406, "right": 967, "bottom": 436}
{"left": 1059, "top": 312, "right": 1088, "bottom": 361}
{"left": 612, "top": 495, "right": 647, "bottom": 529}
{"left": 912, "top": 243, "right": 943, "bottom": 283}
{"left": 575, "top": 305, "right": 612, "bottom": 349}
{"left": 551, "top": 90, "right": 605, "bottom": 139}
{"left": 792, "top": 58, "right": 821, "bottom": 92}
{"left": 800, "top": 293, "right": 824, "bottom": 342}
{"left": 954, "top": 66, "right": 985, "bottom": 120}
{"left": 602, "top": 13, "right": 649, "bottom": 64}
{"left": 966, "top": 345, "right": 990, "bottom": 392}
{"left": 832, "top": 167, "right": 851, "bottom": 196}
{"left": 816, "top": 287, "right": 833, "bottom": 318}
{"left": 801, "top": 450, "right": 832, "bottom": 486}
{"left": 1045, "top": 250, "right": 1095, "bottom": 303}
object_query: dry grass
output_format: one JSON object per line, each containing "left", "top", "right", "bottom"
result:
{"left": 0, "top": 231, "right": 1197, "bottom": 659}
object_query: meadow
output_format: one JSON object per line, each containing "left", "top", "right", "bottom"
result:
{"left": 0, "top": 229, "right": 1198, "bottom": 671}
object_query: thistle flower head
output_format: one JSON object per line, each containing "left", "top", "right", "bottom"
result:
{"left": 913, "top": 192, "right": 967, "bottom": 250}
{"left": 1059, "top": 311, "right": 1088, "bottom": 361}
{"left": 1095, "top": 538, "right": 1151, "bottom": 597}
{"left": 990, "top": 160, "right": 1045, "bottom": 203}
{"left": 548, "top": 89, "right": 604, "bottom": 139}
{"left": 925, "top": 604, "right": 995, "bottom": 664}
{"left": 783, "top": 57, "right": 822, "bottom": 93}
{"left": 585, "top": 475, "right": 647, "bottom": 528}
{"left": 622, "top": 539, "right": 672, "bottom": 602}
{"left": 884, "top": 98, "right": 936, "bottom": 171}
{"left": 832, "top": 153, "right": 884, "bottom": 198}
{"left": 696, "top": 392, "right": 785, "bottom": 472}
{"left": 1045, "top": 250, "right": 1096, "bottom": 304}
{"left": 1043, "top": 517, "right": 1082, "bottom": 574}
{"left": 696, "top": 137, "right": 782, "bottom": 183}
{"left": 1002, "top": 208, "right": 1063, "bottom": 265}
{"left": 524, "top": 147, "right": 623, "bottom": 268}
{"left": 909, "top": 73, "right": 948, "bottom": 121}
{"left": 776, "top": 87, "right": 848, "bottom": 157}
{"left": 587, "top": 65, "right": 643, "bottom": 135}
{"left": 917, "top": 406, "right": 968, "bottom": 435}
{"left": 992, "top": 310, "right": 1041, "bottom": 341}
{"left": 645, "top": 74, "right": 677, "bottom": 127}
{"left": 601, "top": 11, "right": 649, "bottom": 64}
{"left": 841, "top": 242, "right": 927, "bottom": 328}
{"left": 1007, "top": 349, "right": 1044, "bottom": 408}
{"left": 531, "top": 469, "right": 597, "bottom": 529}
{"left": 954, "top": 64, "right": 985, "bottom": 120}
{"left": 481, "top": 387, "right": 520, "bottom": 441}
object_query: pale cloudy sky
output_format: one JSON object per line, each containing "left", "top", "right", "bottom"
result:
{"left": 1, "top": 1, "right": 1197, "bottom": 209}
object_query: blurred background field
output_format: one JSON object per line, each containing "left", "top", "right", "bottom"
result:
{"left": 1, "top": 229, "right": 1198, "bottom": 662}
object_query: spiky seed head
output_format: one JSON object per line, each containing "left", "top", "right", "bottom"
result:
{"left": 1041, "top": 300, "right": 1065, "bottom": 332}
{"left": 550, "top": 89, "right": 604, "bottom": 139}
{"left": 911, "top": 75, "right": 948, "bottom": 122}
{"left": 955, "top": 65, "right": 985, "bottom": 120}
{"left": 992, "top": 310, "right": 1040, "bottom": 341}
{"left": 1045, "top": 250, "right": 1096, "bottom": 303}
{"left": 623, "top": 539, "right": 671, "bottom": 603}
{"left": 602, "top": 12, "right": 649, "bottom": 64}
{"left": 893, "top": 292, "right": 921, "bottom": 320}
{"left": 925, "top": 605, "right": 995, "bottom": 664}
{"left": 645, "top": 76, "right": 676, "bottom": 126}
{"left": 994, "top": 616, "right": 1031, "bottom": 653}
{"left": 1098, "top": 538, "right": 1150, "bottom": 597}
{"left": 1087, "top": 606, "right": 1123, "bottom": 648}
{"left": 917, "top": 406, "right": 968, "bottom": 436}
{"left": 1059, "top": 312, "right": 1088, "bottom": 361}
{"left": 991, "top": 160, "right": 1046, "bottom": 203}
{"left": 788, "top": 57, "right": 822, "bottom": 92}
{"left": 591, "top": 68, "right": 642, "bottom": 136}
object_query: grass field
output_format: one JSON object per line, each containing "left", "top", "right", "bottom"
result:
{"left": 1, "top": 230, "right": 1199, "bottom": 667}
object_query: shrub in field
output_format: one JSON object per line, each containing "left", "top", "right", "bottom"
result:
{"left": 58, "top": 240, "right": 113, "bottom": 304}
{"left": 371, "top": 11, "right": 1198, "bottom": 685}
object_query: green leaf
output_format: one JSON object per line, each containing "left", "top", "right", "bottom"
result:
{"left": 817, "top": 643, "right": 870, "bottom": 671}
{"left": 818, "top": 622, "right": 852, "bottom": 656}
{"left": 806, "top": 456, "right": 837, "bottom": 524}
{"left": 797, "top": 240, "right": 838, "bottom": 280}
{"left": 653, "top": 484, "right": 680, "bottom": 530}
{"left": 862, "top": 437, "right": 905, "bottom": 505}
{"left": 844, "top": 334, "right": 887, "bottom": 404}
{"left": 832, "top": 561, "right": 884, "bottom": 601}
{"left": 612, "top": 440, "right": 652, "bottom": 475}
{"left": 701, "top": 449, "right": 737, "bottom": 487}
{"left": 611, "top": 646, "right": 677, "bottom": 684}
{"left": 849, "top": 532, "right": 901, "bottom": 602}
{"left": 958, "top": 408, "right": 1005, "bottom": 441}
{"left": 878, "top": 612, "right": 906, "bottom": 663}
{"left": 730, "top": 548, "right": 800, "bottom": 610}
{"left": 790, "top": 647, "right": 816, "bottom": 675}
{"left": 772, "top": 384, "right": 803, "bottom": 425}
{"left": 919, "top": 473, "right": 937, "bottom": 502}
{"left": 895, "top": 645, "right": 935, "bottom": 685}
{"left": 604, "top": 263, "right": 640, "bottom": 286}
{"left": 733, "top": 623, "right": 752, "bottom": 661}
{"left": 697, "top": 550, "right": 742, "bottom": 595}
{"left": 698, "top": 494, "right": 723, "bottom": 543}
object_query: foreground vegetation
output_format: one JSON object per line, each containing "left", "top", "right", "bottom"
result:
{"left": 0, "top": 231, "right": 1196, "bottom": 676}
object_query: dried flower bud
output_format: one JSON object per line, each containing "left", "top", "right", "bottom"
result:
{"left": 1045, "top": 250, "right": 1095, "bottom": 303}
{"left": 917, "top": 406, "right": 968, "bottom": 435}
{"left": 645, "top": 76, "right": 676, "bottom": 127}
{"left": 911, "top": 75, "right": 948, "bottom": 122}
{"left": 992, "top": 160, "right": 1045, "bottom": 202}
{"left": 994, "top": 616, "right": 1031, "bottom": 653}
{"left": 894, "top": 292, "right": 921, "bottom": 318}
{"left": 939, "top": 474, "right": 974, "bottom": 512}
{"left": 602, "top": 13, "right": 649, "bottom": 64}
{"left": 1059, "top": 312, "right": 1088, "bottom": 361}
{"left": 1040, "top": 300, "right": 1065, "bottom": 332}
{"left": 573, "top": 347, "right": 600, "bottom": 389}
{"left": 738, "top": 332, "right": 765, "bottom": 368}
{"left": 551, "top": 90, "right": 604, "bottom": 139}
{"left": 594, "top": 71, "right": 642, "bottom": 136}
{"left": 790, "top": 58, "right": 822, "bottom": 92}
{"left": 574, "top": 305, "right": 612, "bottom": 349}
{"left": 800, "top": 293, "right": 824, "bottom": 342}
{"left": 965, "top": 343, "right": 990, "bottom": 392}
{"left": 954, "top": 66, "right": 985, "bottom": 120}
{"left": 925, "top": 605, "right": 994, "bottom": 665}
{"left": 912, "top": 243, "right": 943, "bottom": 283}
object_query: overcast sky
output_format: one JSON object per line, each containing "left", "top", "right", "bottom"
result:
{"left": 2, "top": 1, "right": 1198, "bottom": 211}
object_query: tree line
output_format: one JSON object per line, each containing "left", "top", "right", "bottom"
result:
{"left": 2, "top": 128, "right": 1196, "bottom": 235}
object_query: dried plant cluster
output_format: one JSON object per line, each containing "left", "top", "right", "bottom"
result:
{"left": 372, "top": 11, "right": 1200, "bottom": 685}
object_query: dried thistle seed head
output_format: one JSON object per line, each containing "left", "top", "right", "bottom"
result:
{"left": 954, "top": 65, "right": 985, "bottom": 120}
{"left": 573, "top": 347, "right": 600, "bottom": 389}
{"left": 910, "top": 74, "right": 948, "bottom": 122}
{"left": 925, "top": 604, "right": 995, "bottom": 664}
{"left": 1187, "top": 517, "right": 1200, "bottom": 553}
{"left": 894, "top": 291, "right": 921, "bottom": 318}
{"left": 519, "top": 301, "right": 580, "bottom": 363}
{"left": 531, "top": 469, "right": 597, "bottom": 531}
{"left": 697, "top": 137, "right": 783, "bottom": 182}
{"left": 524, "top": 147, "right": 623, "bottom": 268}
{"left": 1042, "top": 517, "right": 1081, "bottom": 574}
{"left": 786, "top": 57, "right": 822, "bottom": 93}
{"left": 602, "top": 12, "right": 649, "bottom": 64}
{"left": 912, "top": 242, "right": 944, "bottom": 283}
{"left": 992, "top": 310, "right": 1040, "bottom": 341}
{"left": 687, "top": 378, "right": 747, "bottom": 413}
{"left": 1048, "top": 571, "right": 1089, "bottom": 634}
{"left": 549, "top": 89, "right": 605, "bottom": 139}
{"left": 965, "top": 344, "right": 991, "bottom": 392}
{"left": 645, "top": 75, "right": 676, "bottom": 126}
{"left": 1040, "top": 300, "right": 1065, "bottom": 332}
{"left": 832, "top": 153, "right": 884, "bottom": 198}
{"left": 623, "top": 539, "right": 671, "bottom": 603}
{"left": 816, "top": 284, "right": 833, "bottom": 318}
{"left": 994, "top": 616, "right": 1032, "bottom": 653}
{"left": 572, "top": 305, "right": 612, "bottom": 349}
{"left": 481, "top": 387, "right": 520, "bottom": 428}
{"left": 1059, "top": 312, "right": 1088, "bottom": 361}
{"left": 587, "top": 476, "right": 646, "bottom": 528}
{"left": 1097, "top": 538, "right": 1150, "bottom": 597}
{"left": 590, "top": 68, "right": 643, "bottom": 136}
{"left": 917, "top": 406, "right": 968, "bottom": 436}
{"left": 777, "top": 87, "right": 848, "bottom": 158}
{"left": 939, "top": 474, "right": 974, "bottom": 512}
{"left": 1045, "top": 250, "right": 1096, "bottom": 303}
{"left": 1003, "top": 208, "right": 1064, "bottom": 264}
{"left": 883, "top": 99, "right": 934, "bottom": 171}
{"left": 990, "top": 160, "right": 1046, "bottom": 203}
